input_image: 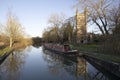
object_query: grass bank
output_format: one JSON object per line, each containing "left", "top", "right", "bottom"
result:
{"left": 71, "top": 44, "right": 100, "bottom": 53}
{"left": 0, "top": 47, "right": 13, "bottom": 57}
{"left": 71, "top": 44, "right": 120, "bottom": 63}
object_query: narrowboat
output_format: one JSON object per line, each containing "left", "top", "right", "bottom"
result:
{"left": 43, "top": 43, "right": 78, "bottom": 56}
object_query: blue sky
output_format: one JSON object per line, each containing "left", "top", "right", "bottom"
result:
{"left": 0, "top": 0, "right": 77, "bottom": 37}
{"left": 1, "top": 0, "right": 118, "bottom": 37}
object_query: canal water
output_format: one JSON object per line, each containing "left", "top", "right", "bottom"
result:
{"left": 0, "top": 46, "right": 113, "bottom": 80}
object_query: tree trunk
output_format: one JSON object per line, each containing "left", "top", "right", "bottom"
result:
{"left": 10, "top": 37, "right": 13, "bottom": 47}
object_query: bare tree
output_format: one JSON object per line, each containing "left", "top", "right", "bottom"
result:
{"left": 100, "top": 2, "right": 120, "bottom": 54}
{"left": 43, "top": 22, "right": 75, "bottom": 43}
{"left": 77, "top": 0, "right": 114, "bottom": 35}
{"left": 48, "top": 13, "right": 66, "bottom": 42}
{"left": 4, "top": 12, "right": 24, "bottom": 47}
{"left": 0, "top": 24, "right": 4, "bottom": 34}
{"left": 62, "top": 22, "right": 74, "bottom": 43}
{"left": 48, "top": 13, "right": 66, "bottom": 27}
{"left": 108, "top": 3, "right": 120, "bottom": 34}
{"left": 42, "top": 27, "right": 55, "bottom": 43}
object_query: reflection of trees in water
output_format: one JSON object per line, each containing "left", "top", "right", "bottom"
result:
{"left": 43, "top": 50, "right": 111, "bottom": 80}
{"left": 32, "top": 44, "right": 41, "bottom": 48}
{"left": 14, "top": 45, "right": 32, "bottom": 52}
{"left": 43, "top": 50, "right": 73, "bottom": 76}
{"left": 0, "top": 46, "right": 31, "bottom": 80}
{"left": 43, "top": 50, "right": 88, "bottom": 79}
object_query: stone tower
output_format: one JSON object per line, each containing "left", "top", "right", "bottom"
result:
{"left": 76, "top": 8, "right": 87, "bottom": 43}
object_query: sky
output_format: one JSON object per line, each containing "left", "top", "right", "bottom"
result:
{"left": 0, "top": 0, "right": 77, "bottom": 37}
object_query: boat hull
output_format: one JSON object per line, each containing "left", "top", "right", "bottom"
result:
{"left": 43, "top": 46, "right": 78, "bottom": 62}
{"left": 43, "top": 46, "right": 78, "bottom": 56}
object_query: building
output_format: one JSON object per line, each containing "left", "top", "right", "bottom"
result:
{"left": 76, "top": 8, "right": 87, "bottom": 43}
{"left": 64, "top": 8, "right": 88, "bottom": 43}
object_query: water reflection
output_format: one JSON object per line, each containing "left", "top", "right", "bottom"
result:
{"left": 43, "top": 49, "right": 111, "bottom": 80}
{"left": 0, "top": 46, "right": 31, "bottom": 80}
{"left": 0, "top": 46, "right": 113, "bottom": 80}
{"left": 32, "top": 43, "right": 41, "bottom": 48}
{"left": 43, "top": 50, "right": 88, "bottom": 80}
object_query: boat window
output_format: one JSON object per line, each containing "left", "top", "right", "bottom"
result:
{"left": 64, "top": 45, "right": 71, "bottom": 51}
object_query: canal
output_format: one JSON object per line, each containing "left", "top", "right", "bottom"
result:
{"left": 0, "top": 46, "right": 114, "bottom": 80}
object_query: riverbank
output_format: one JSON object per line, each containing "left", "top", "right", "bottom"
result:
{"left": 0, "top": 47, "right": 13, "bottom": 63}
{"left": 0, "top": 43, "right": 26, "bottom": 57}
{"left": 83, "top": 54, "right": 120, "bottom": 79}
{"left": 71, "top": 44, "right": 120, "bottom": 79}
{"left": 71, "top": 44, "right": 120, "bottom": 63}
{"left": 0, "top": 47, "right": 13, "bottom": 57}
{"left": 0, "top": 41, "right": 31, "bottom": 62}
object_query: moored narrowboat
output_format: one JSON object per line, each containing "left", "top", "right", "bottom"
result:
{"left": 43, "top": 43, "right": 78, "bottom": 56}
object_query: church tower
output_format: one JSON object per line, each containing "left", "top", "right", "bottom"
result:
{"left": 76, "top": 8, "right": 87, "bottom": 43}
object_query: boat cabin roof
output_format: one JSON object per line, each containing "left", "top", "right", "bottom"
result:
{"left": 63, "top": 44, "right": 70, "bottom": 46}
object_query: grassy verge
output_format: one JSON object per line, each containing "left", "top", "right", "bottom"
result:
{"left": 71, "top": 44, "right": 120, "bottom": 63}
{"left": 71, "top": 44, "right": 100, "bottom": 53}
{"left": 93, "top": 54, "right": 120, "bottom": 63}
{"left": 0, "top": 47, "right": 13, "bottom": 57}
